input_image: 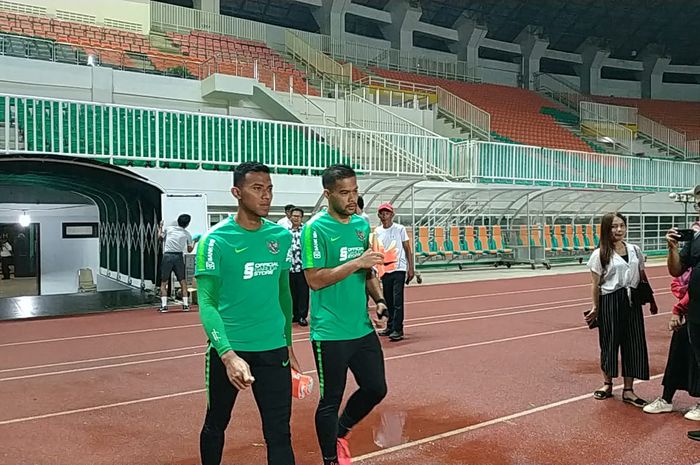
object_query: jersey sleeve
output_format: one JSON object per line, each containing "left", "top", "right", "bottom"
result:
{"left": 302, "top": 222, "right": 326, "bottom": 269}
{"left": 195, "top": 235, "right": 221, "bottom": 278}
{"left": 197, "top": 274, "right": 232, "bottom": 355}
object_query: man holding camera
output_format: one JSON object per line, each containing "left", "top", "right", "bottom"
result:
{"left": 667, "top": 184, "right": 700, "bottom": 441}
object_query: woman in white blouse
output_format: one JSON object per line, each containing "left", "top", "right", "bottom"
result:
{"left": 586, "top": 212, "right": 655, "bottom": 407}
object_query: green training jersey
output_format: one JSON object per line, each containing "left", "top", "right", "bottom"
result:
{"left": 301, "top": 211, "right": 373, "bottom": 341}
{"left": 195, "top": 216, "right": 292, "bottom": 352}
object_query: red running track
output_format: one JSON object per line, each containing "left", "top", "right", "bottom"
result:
{"left": 0, "top": 266, "right": 698, "bottom": 465}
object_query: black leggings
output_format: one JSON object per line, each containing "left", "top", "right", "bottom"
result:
{"left": 312, "top": 332, "right": 387, "bottom": 461}
{"left": 200, "top": 346, "right": 295, "bottom": 465}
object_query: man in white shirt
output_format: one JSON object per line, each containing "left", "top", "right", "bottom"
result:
{"left": 158, "top": 214, "right": 198, "bottom": 312}
{"left": 0, "top": 238, "right": 12, "bottom": 280}
{"left": 277, "top": 204, "right": 295, "bottom": 230}
{"left": 374, "top": 203, "right": 414, "bottom": 341}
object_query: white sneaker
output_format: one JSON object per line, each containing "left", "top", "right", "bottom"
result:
{"left": 643, "top": 397, "right": 673, "bottom": 414}
{"left": 685, "top": 404, "right": 700, "bottom": 421}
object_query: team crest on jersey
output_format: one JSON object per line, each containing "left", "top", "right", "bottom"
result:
{"left": 267, "top": 240, "right": 280, "bottom": 254}
{"left": 355, "top": 229, "right": 366, "bottom": 242}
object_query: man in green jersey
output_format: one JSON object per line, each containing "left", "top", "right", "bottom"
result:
{"left": 302, "top": 164, "right": 389, "bottom": 465}
{"left": 195, "top": 162, "right": 300, "bottom": 465}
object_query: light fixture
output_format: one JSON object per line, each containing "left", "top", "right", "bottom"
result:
{"left": 18, "top": 211, "right": 30, "bottom": 227}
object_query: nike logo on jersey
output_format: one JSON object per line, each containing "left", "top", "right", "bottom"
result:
{"left": 235, "top": 247, "right": 248, "bottom": 254}
{"left": 330, "top": 236, "right": 341, "bottom": 242}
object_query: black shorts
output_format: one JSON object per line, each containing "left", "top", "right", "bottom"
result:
{"left": 161, "top": 252, "right": 185, "bottom": 282}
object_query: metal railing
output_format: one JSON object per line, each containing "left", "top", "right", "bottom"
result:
{"left": 469, "top": 141, "right": 700, "bottom": 191}
{"left": 357, "top": 76, "right": 490, "bottom": 139}
{"left": 0, "top": 93, "right": 456, "bottom": 178}
{"left": 637, "top": 114, "right": 687, "bottom": 157}
{"left": 150, "top": 1, "right": 266, "bottom": 42}
{"left": 358, "top": 76, "right": 437, "bottom": 94}
{"left": 580, "top": 120, "right": 634, "bottom": 154}
{"left": 580, "top": 101, "right": 635, "bottom": 154}
{"left": 4, "top": 92, "right": 700, "bottom": 191}
{"left": 295, "top": 30, "right": 480, "bottom": 84}
{"left": 534, "top": 73, "right": 583, "bottom": 111}
{"left": 689, "top": 140, "right": 700, "bottom": 158}
{"left": 284, "top": 30, "right": 351, "bottom": 83}
{"left": 436, "top": 87, "right": 491, "bottom": 140}
{"left": 580, "top": 101, "right": 637, "bottom": 125}
{"left": 287, "top": 93, "right": 338, "bottom": 127}
{"left": 344, "top": 93, "right": 452, "bottom": 177}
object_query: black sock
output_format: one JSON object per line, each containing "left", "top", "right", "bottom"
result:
{"left": 662, "top": 385, "right": 676, "bottom": 403}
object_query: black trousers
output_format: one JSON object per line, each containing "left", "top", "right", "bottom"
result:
{"left": 381, "top": 271, "right": 406, "bottom": 333}
{"left": 289, "top": 272, "right": 309, "bottom": 321}
{"left": 688, "top": 322, "right": 700, "bottom": 372}
{"left": 200, "top": 346, "right": 295, "bottom": 465}
{"left": 1, "top": 257, "right": 10, "bottom": 279}
{"left": 312, "top": 332, "right": 387, "bottom": 461}
{"left": 662, "top": 323, "right": 700, "bottom": 398}
{"left": 598, "top": 288, "right": 650, "bottom": 380}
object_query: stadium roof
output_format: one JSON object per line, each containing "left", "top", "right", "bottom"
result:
{"left": 155, "top": 0, "right": 700, "bottom": 65}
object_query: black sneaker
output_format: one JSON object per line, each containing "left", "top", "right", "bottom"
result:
{"left": 389, "top": 331, "right": 404, "bottom": 341}
{"left": 158, "top": 306, "right": 169, "bottom": 313}
{"left": 378, "top": 328, "right": 392, "bottom": 337}
{"left": 688, "top": 430, "right": 700, "bottom": 441}
{"left": 182, "top": 305, "right": 190, "bottom": 312}
{"left": 298, "top": 318, "right": 308, "bottom": 327}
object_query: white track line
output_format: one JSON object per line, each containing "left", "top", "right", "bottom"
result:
{"left": 0, "top": 300, "right": 611, "bottom": 382}
{"left": 1, "top": 274, "right": 669, "bottom": 348}
{"left": 353, "top": 375, "right": 665, "bottom": 463}
{"left": 0, "top": 296, "right": 672, "bottom": 381}
{"left": 0, "top": 389, "right": 205, "bottom": 426}
{"left": 0, "top": 297, "right": 591, "bottom": 374}
{"left": 0, "top": 312, "right": 669, "bottom": 423}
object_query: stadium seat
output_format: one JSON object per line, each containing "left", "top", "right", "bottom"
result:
{"left": 477, "top": 226, "right": 498, "bottom": 255}
{"left": 448, "top": 226, "right": 471, "bottom": 258}
{"left": 492, "top": 225, "right": 513, "bottom": 254}
{"left": 370, "top": 67, "right": 594, "bottom": 152}
{"left": 434, "top": 227, "right": 453, "bottom": 258}
{"left": 463, "top": 226, "right": 484, "bottom": 256}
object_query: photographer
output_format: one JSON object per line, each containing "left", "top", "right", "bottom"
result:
{"left": 667, "top": 184, "right": 700, "bottom": 441}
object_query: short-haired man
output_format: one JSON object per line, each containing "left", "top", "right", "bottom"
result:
{"left": 289, "top": 207, "right": 309, "bottom": 326}
{"left": 196, "top": 162, "right": 299, "bottom": 465}
{"left": 277, "top": 204, "right": 295, "bottom": 229}
{"left": 159, "top": 213, "right": 198, "bottom": 312}
{"left": 667, "top": 184, "right": 700, "bottom": 442}
{"left": 374, "top": 202, "right": 414, "bottom": 341}
{"left": 302, "top": 164, "right": 388, "bottom": 465}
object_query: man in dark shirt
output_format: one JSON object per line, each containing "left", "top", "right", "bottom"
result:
{"left": 667, "top": 184, "right": 700, "bottom": 441}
